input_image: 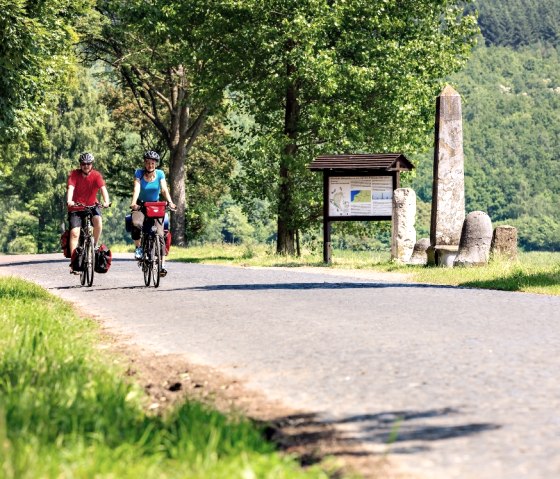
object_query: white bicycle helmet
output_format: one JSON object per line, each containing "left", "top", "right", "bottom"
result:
{"left": 79, "top": 152, "right": 95, "bottom": 164}
{"left": 143, "top": 150, "right": 160, "bottom": 163}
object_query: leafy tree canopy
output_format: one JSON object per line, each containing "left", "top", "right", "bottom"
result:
{"left": 0, "top": 0, "right": 93, "bottom": 140}
{"left": 230, "top": 0, "right": 479, "bottom": 252}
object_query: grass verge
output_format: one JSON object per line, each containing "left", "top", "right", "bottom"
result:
{"left": 0, "top": 276, "right": 335, "bottom": 479}
{"left": 159, "top": 243, "right": 560, "bottom": 296}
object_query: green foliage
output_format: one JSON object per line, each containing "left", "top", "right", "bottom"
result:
{"left": 0, "top": 211, "right": 38, "bottom": 253}
{"left": 0, "top": 0, "right": 93, "bottom": 139}
{"left": 473, "top": 0, "right": 560, "bottom": 48}
{"left": 0, "top": 277, "right": 330, "bottom": 478}
{"left": 0, "top": 67, "right": 117, "bottom": 253}
{"left": 195, "top": 197, "right": 275, "bottom": 245}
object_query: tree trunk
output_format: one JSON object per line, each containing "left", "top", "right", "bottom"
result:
{"left": 276, "top": 161, "right": 296, "bottom": 255}
{"left": 37, "top": 215, "right": 45, "bottom": 253}
{"left": 169, "top": 144, "right": 187, "bottom": 246}
{"left": 276, "top": 64, "right": 299, "bottom": 255}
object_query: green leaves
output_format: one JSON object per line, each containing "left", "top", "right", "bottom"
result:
{"left": 0, "top": 0, "right": 93, "bottom": 140}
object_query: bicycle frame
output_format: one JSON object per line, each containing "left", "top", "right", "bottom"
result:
{"left": 135, "top": 203, "right": 168, "bottom": 288}
{"left": 73, "top": 205, "right": 97, "bottom": 287}
{"left": 139, "top": 220, "right": 164, "bottom": 288}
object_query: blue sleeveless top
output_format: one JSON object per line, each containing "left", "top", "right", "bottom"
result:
{"left": 135, "top": 169, "right": 165, "bottom": 202}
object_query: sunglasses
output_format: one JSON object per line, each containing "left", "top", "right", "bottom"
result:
{"left": 80, "top": 162, "right": 93, "bottom": 166}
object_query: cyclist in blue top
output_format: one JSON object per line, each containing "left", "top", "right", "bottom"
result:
{"left": 129, "top": 150, "right": 176, "bottom": 267}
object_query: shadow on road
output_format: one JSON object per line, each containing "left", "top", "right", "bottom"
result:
{"left": 52, "top": 284, "right": 147, "bottom": 291}
{"left": 0, "top": 258, "right": 69, "bottom": 267}
{"left": 46, "top": 281, "right": 460, "bottom": 292}
{"left": 167, "top": 282, "right": 458, "bottom": 291}
{"left": 265, "top": 408, "right": 501, "bottom": 466}
{"left": 0, "top": 257, "right": 135, "bottom": 268}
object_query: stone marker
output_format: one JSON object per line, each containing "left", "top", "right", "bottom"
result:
{"left": 429, "top": 85, "right": 465, "bottom": 266}
{"left": 454, "top": 211, "right": 493, "bottom": 267}
{"left": 409, "top": 238, "right": 430, "bottom": 265}
{"left": 391, "top": 188, "right": 416, "bottom": 263}
{"left": 491, "top": 225, "right": 518, "bottom": 260}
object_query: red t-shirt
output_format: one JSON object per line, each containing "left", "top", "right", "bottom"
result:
{"left": 68, "top": 169, "right": 105, "bottom": 207}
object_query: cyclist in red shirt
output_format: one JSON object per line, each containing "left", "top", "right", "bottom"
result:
{"left": 67, "top": 152, "right": 110, "bottom": 271}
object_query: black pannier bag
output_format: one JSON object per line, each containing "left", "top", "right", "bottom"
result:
{"left": 94, "top": 244, "right": 112, "bottom": 274}
{"left": 70, "top": 246, "right": 85, "bottom": 271}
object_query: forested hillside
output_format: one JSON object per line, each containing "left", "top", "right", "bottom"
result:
{"left": 411, "top": 0, "right": 560, "bottom": 251}
{"left": 473, "top": 0, "right": 560, "bottom": 48}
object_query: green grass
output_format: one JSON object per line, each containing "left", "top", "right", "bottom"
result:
{"left": 411, "top": 252, "right": 560, "bottom": 295}
{"left": 0, "top": 277, "right": 334, "bottom": 479}
{"left": 161, "top": 243, "right": 560, "bottom": 296}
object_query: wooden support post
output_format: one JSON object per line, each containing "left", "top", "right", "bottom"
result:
{"left": 323, "top": 221, "right": 332, "bottom": 264}
{"left": 323, "top": 172, "right": 332, "bottom": 264}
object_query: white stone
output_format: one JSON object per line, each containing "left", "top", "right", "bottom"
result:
{"left": 391, "top": 188, "right": 417, "bottom": 263}
{"left": 454, "top": 211, "right": 493, "bottom": 267}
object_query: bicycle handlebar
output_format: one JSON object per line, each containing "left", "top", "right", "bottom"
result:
{"left": 74, "top": 202, "right": 112, "bottom": 208}
{"left": 130, "top": 201, "right": 176, "bottom": 212}
{"left": 73, "top": 202, "right": 112, "bottom": 210}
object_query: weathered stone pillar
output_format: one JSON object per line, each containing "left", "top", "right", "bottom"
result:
{"left": 409, "top": 238, "right": 430, "bottom": 266}
{"left": 391, "top": 188, "right": 416, "bottom": 263}
{"left": 491, "top": 225, "right": 518, "bottom": 260}
{"left": 428, "top": 85, "right": 465, "bottom": 267}
{"left": 454, "top": 211, "right": 493, "bottom": 267}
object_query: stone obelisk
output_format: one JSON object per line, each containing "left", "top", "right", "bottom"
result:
{"left": 428, "top": 85, "right": 465, "bottom": 266}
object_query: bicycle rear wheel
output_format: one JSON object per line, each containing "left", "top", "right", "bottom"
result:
{"left": 79, "top": 239, "right": 87, "bottom": 286}
{"left": 151, "top": 236, "right": 162, "bottom": 288}
{"left": 80, "top": 262, "right": 86, "bottom": 285}
{"left": 143, "top": 237, "right": 151, "bottom": 286}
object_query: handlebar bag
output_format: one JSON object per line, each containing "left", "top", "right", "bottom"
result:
{"left": 144, "top": 201, "right": 167, "bottom": 218}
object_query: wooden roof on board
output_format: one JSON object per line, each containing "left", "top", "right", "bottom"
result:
{"left": 308, "top": 153, "right": 414, "bottom": 172}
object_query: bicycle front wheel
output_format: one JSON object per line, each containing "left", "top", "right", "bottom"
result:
{"left": 143, "top": 237, "right": 152, "bottom": 287}
{"left": 86, "top": 239, "right": 94, "bottom": 286}
{"left": 151, "top": 235, "right": 163, "bottom": 288}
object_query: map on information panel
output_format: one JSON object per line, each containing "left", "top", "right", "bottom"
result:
{"left": 329, "top": 176, "right": 393, "bottom": 217}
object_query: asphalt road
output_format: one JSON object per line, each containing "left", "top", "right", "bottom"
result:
{"left": 1, "top": 253, "right": 560, "bottom": 479}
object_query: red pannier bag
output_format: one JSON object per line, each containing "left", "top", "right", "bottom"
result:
{"left": 144, "top": 201, "right": 167, "bottom": 218}
{"left": 94, "top": 244, "right": 112, "bottom": 274}
{"left": 164, "top": 230, "right": 172, "bottom": 256}
{"left": 60, "top": 230, "right": 71, "bottom": 258}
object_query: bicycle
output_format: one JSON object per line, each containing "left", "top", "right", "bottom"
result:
{"left": 71, "top": 203, "right": 110, "bottom": 287}
{"left": 133, "top": 201, "right": 173, "bottom": 288}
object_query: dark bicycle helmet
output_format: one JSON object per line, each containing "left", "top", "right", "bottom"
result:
{"left": 79, "top": 152, "right": 95, "bottom": 164}
{"left": 143, "top": 150, "right": 160, "bottom": 163}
